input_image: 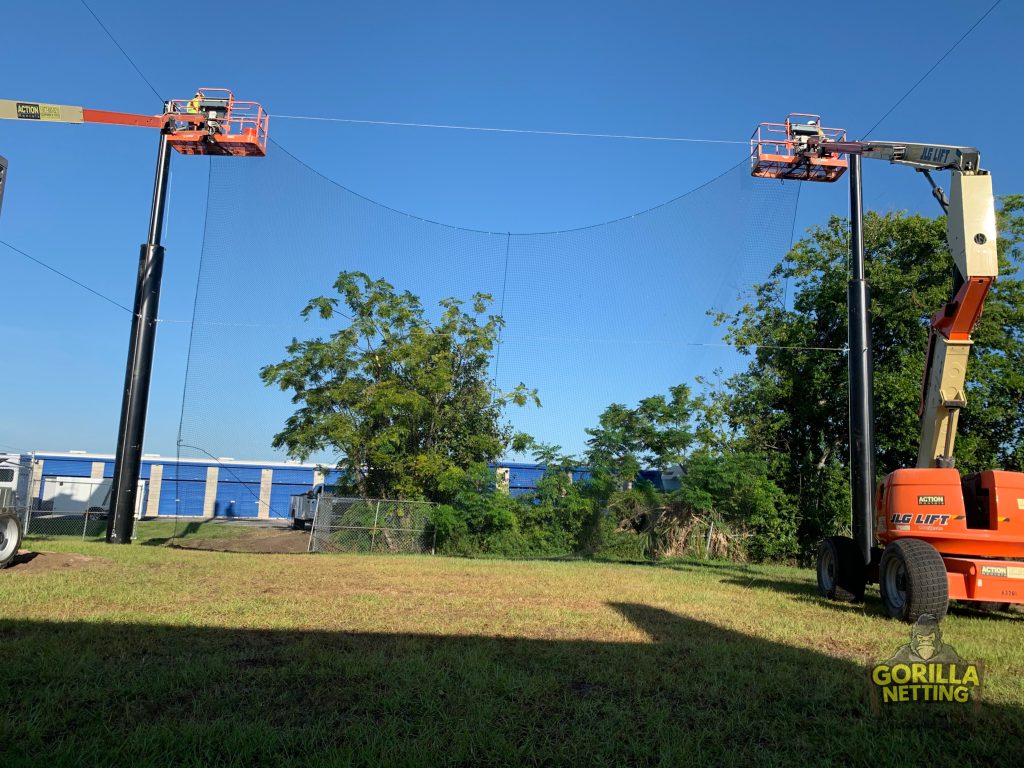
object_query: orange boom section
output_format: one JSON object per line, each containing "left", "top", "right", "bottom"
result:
{"left": 750, "top": 113, "right": 848, "bottom": 182}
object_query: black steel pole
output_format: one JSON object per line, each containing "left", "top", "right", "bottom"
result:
{"left": 847, "top": 154, "right": 876, "bottom": 566}
{"left": 107, "top": 115, "right": 172, "bottom": 543}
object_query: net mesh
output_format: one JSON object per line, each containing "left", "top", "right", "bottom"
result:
{"left": 175, "top": 147, "right": 799, "bottom": 477}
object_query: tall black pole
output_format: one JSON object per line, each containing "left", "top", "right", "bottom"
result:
{"left": 107, "top": 112, "right": 172, "bottom": 543}
{"left": 847, "top": 154, "right": 876, "bottom": 566}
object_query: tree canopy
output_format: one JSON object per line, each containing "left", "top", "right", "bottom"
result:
{"left": 584, "top": 384, "right": 695, "bottom": 489}
{"left": 259, "top": 198, "right": 1024, "bottom": 564}
{"left": 261, "top": 271, "right": 536, "bottom": 501}
{"left": 713, "top": 195, "right": 1024, "bottom": 553}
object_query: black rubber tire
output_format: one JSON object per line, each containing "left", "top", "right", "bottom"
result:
{"left": 291, "top": 517, "right": 306, "bottom": 531}
{"left": 0, "top": 511, "right": 22, "bottom": 569}
{"left": 816, "top": 536, "right": 866, "bottom": 602}
{"left": 879, "top": 538, "right": 949, "bottom": 622}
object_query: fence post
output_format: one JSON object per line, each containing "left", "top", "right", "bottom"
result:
{"left": 370, "top": 500, "right": 381, "bottom": 553}
{"left": 307, "top": 493, "right": 320, "bottom": 553}
{"left": 22, "top": 456, "right": 35, "bottom": 536}
{"left": 704, "top": 521, "right": 715, "bottom": 559}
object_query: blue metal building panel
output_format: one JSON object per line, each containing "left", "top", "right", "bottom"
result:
{"left": 158, "top": 478, "right": 206, "bottom": 516}
{"left": 272, "top": 468, "right": 315, "bottom": 485}
{"left": 509, "top": 466, "right": 545, "bottom": 487}
{"left": 161, "top": 463, "right": 210, "bottom": 482}
{"left": 571, "top": 469, "right": 591, "bottom": 484}
{"left": 214, "top": 480, "right": 261, "bottom": 518}
{"left": 215, "top": 466, "right": 263, "bottom": 484}
{"left": 102, "top": 460, "right": 151, "bottom": 479}
{"left": 268, "top": 483, "right": 309, "bottom": 518}
{"left": 39, "top": 459, "right": 93, "bottom": 478}
{"left": 637, "top": 470, "right": 665, "bottom": 491}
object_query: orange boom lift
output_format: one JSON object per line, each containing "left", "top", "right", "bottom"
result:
{"left": 0, "top": 89, "right": 268, "bottom": 545}
{"left": 751, "top": 114, "right": 1021, "bottom": 620}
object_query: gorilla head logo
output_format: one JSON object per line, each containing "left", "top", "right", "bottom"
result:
{"left": 909, "top": 614, "right": 942, "bottom": 660}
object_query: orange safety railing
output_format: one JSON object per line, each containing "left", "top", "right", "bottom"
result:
{"left": 750, "top": 114, "right": 847, "bottom": 182}
{"left": 166, "top": 89, "right": 269, "bottom": 156}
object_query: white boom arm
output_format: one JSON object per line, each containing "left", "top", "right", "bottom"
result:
{"left": 811, "top": 139, "right": 999, "bottom": 467}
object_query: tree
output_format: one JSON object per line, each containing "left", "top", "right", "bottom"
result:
{"left": 713, "top": 197, "right": 1024, "bottom": 555}
{"left": 584, "top": 384, "right": 695, "bottom": 490}
{"left": 673, "top": 451, "right": 797, "bottom": 561}
{"left": 261, "top": 272, "right": 537, "bottom": 501}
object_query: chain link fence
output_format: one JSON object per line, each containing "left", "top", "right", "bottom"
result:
{"left": 309, "top": 496, "right": 437, "bottom": 555}
{"left": 1, "top": 456, "right": 142, "bottom": 540}
{"left": 23, "top": 474, "right": 118, "bottom": 539}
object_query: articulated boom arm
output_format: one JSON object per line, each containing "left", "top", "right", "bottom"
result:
{"left": 0, "top": 98, "right": 174, "bottom": 129}
{"left": 811, "top": 139, "right": 981, "bottom": 174}
{"left": 810, "top": 138, "right": 999, "bottom": 469}
{"left": 0, "top": 91, "right": 268, "bottom": 157}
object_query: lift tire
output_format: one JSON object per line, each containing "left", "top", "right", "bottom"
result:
{"left": 816, "top": 536, "right": 866, "bottom": 602}
{"left": 879, "top": 538, "right": 949, "bottom": 622}
{"left": 0, "top": 511, "right": 22, "bottom": 569}
{"left": 291, "top": 517, "right": 306, "bottom": 531}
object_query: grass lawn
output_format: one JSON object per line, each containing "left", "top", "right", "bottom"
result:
{"left": 1, "top": 534, "right": 1021, "bottom": 767}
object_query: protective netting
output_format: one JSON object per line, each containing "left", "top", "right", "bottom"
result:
{"left": 176, "top": 146, "right": 799, "bottom": 476}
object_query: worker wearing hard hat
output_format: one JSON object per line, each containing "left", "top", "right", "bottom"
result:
{"left": 186, "top": 92, "right": 202, "bottom": 114}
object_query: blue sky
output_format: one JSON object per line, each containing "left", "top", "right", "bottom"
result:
{"left": 1, "top": 0, "right": 1020, "bottom": 459}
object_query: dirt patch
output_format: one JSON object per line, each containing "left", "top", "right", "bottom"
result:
{"left": 171, "top": 530, "right": 310, "bottom": 554}
{"left": 5, "top": 550, "right": 107, "bottom": 573}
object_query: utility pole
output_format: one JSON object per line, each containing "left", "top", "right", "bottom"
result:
{"left": 107, "top": 112, "right": 172, "bottom": 543}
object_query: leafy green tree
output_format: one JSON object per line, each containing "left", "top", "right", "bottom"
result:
{"left": 513, "top": 443, "right": 594, "bottom": 553}
{"left": 261, "top": 272, "right": 536, "bottom": 501}
{"left": 431, "top": 463, "right": 523, "bottom": 555}
{"left": 673, "top": 452, "right": 797, "bottom": 561}
{"left": 714, "top": 197, "right": 1024, "bottom": 554}
{"left": 584, "top": 384, "right": 695, "bottom": 490}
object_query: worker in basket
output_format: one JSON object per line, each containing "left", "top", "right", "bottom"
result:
{"left": 185, "top": 91, "right": 224, "bottom": 137}
{"left": 789, "top": 119, "right": 823, "bottom": 151}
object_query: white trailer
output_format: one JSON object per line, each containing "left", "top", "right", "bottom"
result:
{"left": 0, "top": 453, "right": 26, "bottom": 568}
{"left": 39, "top": 476, "right": 146, "bottom": 519}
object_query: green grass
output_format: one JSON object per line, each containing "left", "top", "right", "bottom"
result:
{"left": 131, "top": 518, "right": 284, "bottom": 542}
{"left": 1, "top": 540, "right": 1021, "bottom": 767}
{"left": 25, "top": 518, "right": 285, "bottom": 545}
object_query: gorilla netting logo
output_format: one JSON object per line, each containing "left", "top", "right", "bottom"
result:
{"left": 870, "top": 614, "right": 982, "bottom": 706}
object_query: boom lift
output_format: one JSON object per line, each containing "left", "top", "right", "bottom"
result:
{"left": 1, "top": 89, "right": 267, "bottom": 547}
{"left": 0, "top": 89, "right": 268, "bottom": 155}
{"left": 751, "top": 115, "right": 1021, "bottom": 620}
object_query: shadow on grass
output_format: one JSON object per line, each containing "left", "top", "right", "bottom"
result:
{"left": 140, "top": 521, "right": 207, "bottom": 546}
{"left": 721, "top": 575, "right": 1024, "bottom": 622}
{"left": 8, "top": 551, "right": 39, "bottom": 567}
{"left": 528, "top": 554, "right": 786, "bottom": 588}
{"left": 718, "top": 573, "right": 823, "bottom": 599}
{"left": 1, "top": 604, "right": 1020, "bottom": 766}
{"left": 948, "top": 603, "right": 1023, "bottom": 621}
